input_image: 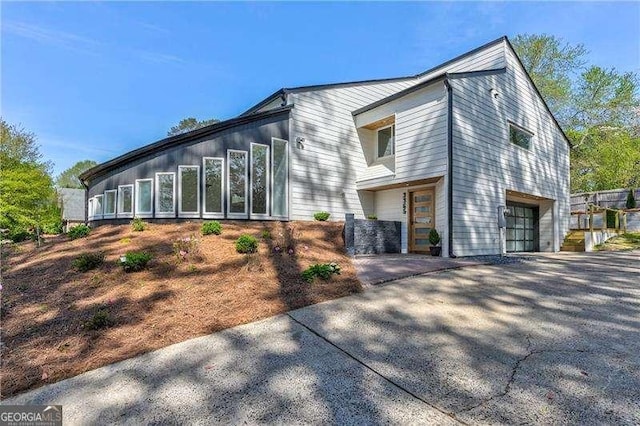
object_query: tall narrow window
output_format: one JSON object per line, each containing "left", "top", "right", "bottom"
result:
{"left": 178, "top": 166, "right": 199, "bottom": 217}
{"left": 104, "top": 190, "right": 117, "bottom": 218}
{"left": 251, "top": 144, "right": 269, "bottom": 217}
{"left": 203, "top": 158, "right": 224, "bottom": 217}
{"left": 272, "top": 138, "right": 288, "bottom": 218}
{"left": 88, "top": 198, "right": 95, "bottom": 219}
{"left": 155, "top": 172, "right": 175, "bottom": 218}
{"left": 135, "top": 179, "right": 153, "bottom": 217}
{"left": 93, "top": 194, "right": 104, "bottom": 219}
{"left": 227, "top": 150, "right": 248, "bottom": 218}
{"left": 118, "top": 185, "right": 133, "bottom": 217}
{"left": 377, "top": 125, "right": 395, "bottom": 158}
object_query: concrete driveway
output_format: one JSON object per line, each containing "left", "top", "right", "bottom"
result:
{"left": 5, "top": 251, "right": 640, "bottom": 425}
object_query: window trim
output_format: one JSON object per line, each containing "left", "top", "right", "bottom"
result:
{"left": 178, "top": 165, "right": 200, "bottom": 218}
{"left": 202, "top": 157, "right": 225, "bottom": 219}
{"left": 250, "top": 143, "right": 270, "bottom": 219}
{"left": 135, "top": 178, "right": 154, "bottom": 218}
{"left": 117, "top": 184, "right": 134, "bottom": 218}
{"left": 92, "top": 194, "right": 104, "bottom": 220}
{"left": 227, "top": 149, "right": 249, "bottom": 219}
{"left": 375, "top": 123, "right": 395, "bottom": 159}
{"left": 155, "top": 172, "right": 176, "bottom": 218}
{"left": 507, "top": 121, "right": 534, "bottom": 151}
{"left": 88, "top": 197, "right": 95, "bottom": 220}
{"left": 271, "top": 137, "right": 289, "bottom": 219}
{"left": 103, "top": 190, "right": 117, "bottom": 219}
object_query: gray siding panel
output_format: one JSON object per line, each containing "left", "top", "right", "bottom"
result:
{"left": 88, "top": 112, "right": 289, "bottom": 219}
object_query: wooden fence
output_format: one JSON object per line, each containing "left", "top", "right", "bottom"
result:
{"left": 571, "top": 188, "right": 639, "bottom": 212}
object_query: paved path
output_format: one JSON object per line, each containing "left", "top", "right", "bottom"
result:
{"left": 5, "top": 251, "right": 640, "bottom": 425}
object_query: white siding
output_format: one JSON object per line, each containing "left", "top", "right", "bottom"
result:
{"left": 288, "top": 81, "right": 415, "bottom": 220}
{"left": 450, "top": 41, "right": 570, "bottom": 256}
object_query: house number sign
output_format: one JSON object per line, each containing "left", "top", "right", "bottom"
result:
{"left": 402, "top": 192, "right": 407, "bottom": 214}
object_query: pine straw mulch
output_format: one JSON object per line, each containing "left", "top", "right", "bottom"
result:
{"left": 0, "top": 221, "right": 361, "bottom": 399}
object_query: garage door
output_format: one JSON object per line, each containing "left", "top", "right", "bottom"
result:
{"left": 506, "top": 203, "right": 538, "bottom": 252}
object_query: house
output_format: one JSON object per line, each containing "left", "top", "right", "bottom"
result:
{"left": 58, "top": 188, "right": 86, "bottom": 231}
{"left": 79, "top": 36, "right": 570, "bottom": 257}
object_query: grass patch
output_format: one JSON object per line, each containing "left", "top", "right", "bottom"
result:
{"left": 595, "top": 232, "right": 640, "bottom": 251}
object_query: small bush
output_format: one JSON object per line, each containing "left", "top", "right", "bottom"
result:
{"left": 68, "top": 224, "right": 91, "bottom": 240}
{"left": 9, "top": 229, "right": 32, "bottom": 242}
{"left": 235, "top": 234, "right": 258, "bottom": 254}
{"left": 201, "top": 221, "right": 222, "bottom": 236}
{"left": 131, "top": 217, "right": 147, "bottom": 232}
{"left": 261, "top": 229, "right": 271, "bottom": 239}
{"left": 173, "top": 235, "right": 200, "bottom": 262}
{"left": 367, "top": 214, "right": 378, "bottom": 220}
{"left": 87, "top": 309, "right": 112, "bottom": 330}
{"left": 72, "top": 252, "right": 105, "bottom": 272}
{"left": 428, "top": 229, "right": 441, "bottom": 246}
{"left": 42, "top": 220, "right": 63, "bottom": 235}
{"left": 120, "top": 251, "right": 152, "bottom": 272}
{"left": 626, "top": 189, "right": 637, "bottom": 209}
{"left": 314, "top": 211, "right": 331, "bottom": 221}
{"left": 302, "top": 262, "right": 341, "bottom": 282}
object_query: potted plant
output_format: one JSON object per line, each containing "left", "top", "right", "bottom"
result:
{"left": 428, "top": 229, "right": 441, "bottom": 256}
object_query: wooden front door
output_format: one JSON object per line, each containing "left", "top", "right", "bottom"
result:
{"left": 409, "top": 189, "right": 435, "bottom": 253}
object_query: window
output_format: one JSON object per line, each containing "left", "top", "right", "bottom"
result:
{"left": 377, "top": 125, "right": 395, "bottom": 158}
{"left": 251, "top": 144, "right": 269, "bottom": 217}
{"left": 155, "top": 173, "right": 175, "bottom": 218}
{"left": 104, "top": 190, "right": 117, "bottom": 218}
{"left": 227, "top": 150, "right": 248, "bottom": 218}
{"left": 88, "top": 197, "right": 94, "bottom": 219}
{"left": 203, "top": 158, "right": 224, "bottom": 217}
{"left": 178, "top": 166, "right": 200, "bottom": 217}
{"left": 271, "top": 138, "right": 288, "bottom": 218}
{"left": 118, "top": 185, "right": 133, "bottom": 217}
{"left": 93, "top": 194, "right": 103, "bottom": 219}
{"left": 509, "top": 123, "right": 533, "bottom": 150}
{"left": 135, "top": 179, "right": 153, "bottom": 217}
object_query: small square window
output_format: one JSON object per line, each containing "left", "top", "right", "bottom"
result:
{"left": 509, "top": 123, "right": 533, "bottom": 150}
{"left": 377, "top": 125, "right": 395, "bottom": 158}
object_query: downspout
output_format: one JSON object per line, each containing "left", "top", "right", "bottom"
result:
{"left": 80, "top": 178, "right": 89, "bottom": 226}
{"left": 444, "top": 77, "right": 456, "bottom": 258}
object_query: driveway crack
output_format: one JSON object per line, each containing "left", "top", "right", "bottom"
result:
{"left": 287, "top": 313, "right": 469, "bottom": 425}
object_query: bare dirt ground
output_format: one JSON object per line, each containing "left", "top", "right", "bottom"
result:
{"left": 0, "top": 221, "right": 360, "bottom": 398}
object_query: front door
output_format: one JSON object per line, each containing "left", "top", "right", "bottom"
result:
{"left": 409, "top": 189, "right": 435, "bottom": 252}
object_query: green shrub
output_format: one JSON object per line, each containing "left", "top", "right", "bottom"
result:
{"left": 302, "top": 262, "right": 341, "bottom": 282}
{"left": 627, "top": 189, "right": 637, "bottom": 209}
{"left": 72, "top": 252, "right": 105, "bottom": 272}
{"left": 68, "top": 224, "right": 91, "bottom": 240}
{"left": 235, "top": 234, "right": 258, "bottom": 254}
{"left": 261, "top": 229, "right": 271, "bottom": 239}
{"left": 120, "top": 251, "right": 152, "bottom": 272}
{"left": 428, "top": 229, "right": 441, "bottom": 246}
{"left": 367, "top": 214, "right": 378, "bottom": 220}
{"left": 313, "top": 211, "right": 331, "bottom": 221}
{"left": 201, "top": 221, "right": 222, "bottom": 236}
{"left": 131, "top": 217, "right": 147, "bottom": 232}
{"left": 9, "top": 229, "right": 32, "bottom": 242}
{"left": 42, "top": 220, "right": 63, "bottom": 235}
{"left": 87, "top": 309, "right": 112, "bottom": 330}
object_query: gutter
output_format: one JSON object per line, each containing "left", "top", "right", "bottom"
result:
{"left": 444, "top": 77, "right": 456, "bottom": 258}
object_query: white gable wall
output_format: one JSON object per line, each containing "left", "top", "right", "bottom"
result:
{"left": 450, "top": 41, "right": 570, "bottom": 256}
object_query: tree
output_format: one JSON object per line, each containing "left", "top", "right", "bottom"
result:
{"left": 56, "top": 160, "right": 98, "bottom": 188}
{"left": 627, "top": 189, "right": 637, "bottom": 209}
{"left": 513, "top": 34, "right": 640, "bottom": 192}
{"left": 512, "top": 34, "right": 587, "bottom": 124}
{"left": 1, "top": 119, "right": 60, "bottom": 239}
{"left": 167, "top": 117, "right": 219, "bottom": 136}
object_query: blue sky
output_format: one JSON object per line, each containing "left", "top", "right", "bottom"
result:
{"left": 2, "top": 1, "right": 639, "bottom": 176}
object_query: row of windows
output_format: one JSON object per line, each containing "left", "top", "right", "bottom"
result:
{"left": 88, "top": 140, "right": 288, "bottom": 221}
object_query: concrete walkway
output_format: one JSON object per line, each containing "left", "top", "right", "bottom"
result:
{"left": 353, "top": 253, "right": 494, "bottom": 285}
{"left": 5, "top": 251, "right": 640, "bottom": 425}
